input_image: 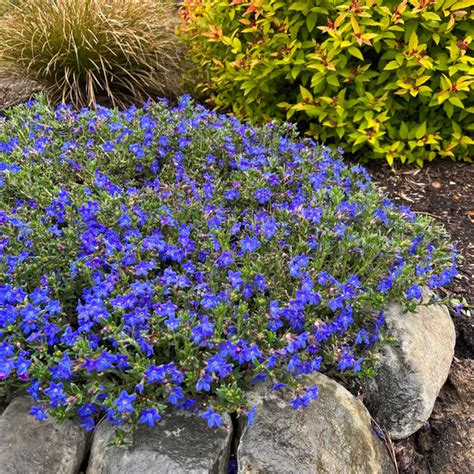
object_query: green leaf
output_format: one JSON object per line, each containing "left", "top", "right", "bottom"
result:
{"left": 384, "top": 61, "right": 399, "bottom": 70}
{"left": 451, "top": 121, "right": 461, "bottom": 134}
{"left": 422, "top": 12, "right": 441, "bottom": 22}
{"left": 451, "top": 1, "right": 474, "bottom": 9}
{"left": 310, "top": 7, "right": 329, "bottom": 14}
{"left": 408, "top": 31, "right": 419, "bottom": 50}
{"left": 289, "top": 2, "right": 309, "bottom": 12}
{"left": 353, "top": 134, "right": 368, "bottom": 146}
{"left": 415, "top": 122, "right": 426, "bottom": 139}
{"left": 449, "top": 96, "right": 464, "bottom": 108}
{"left": 448, "top": 66, "right": 458, "bottom": 77}
{"left": 400, "top": 122, "right": 409, "bottom": 139}
{"left": 306, "top": 12, "right": 318, "bottom": 32}
{"left": 443, "top": 101, "right": 454, "bottom": 118}
{"left": 231, "top": 37, "right": 241, "bottom": 53}
{"left": 348, "top": 46, "right": 364, "bottom": 61}
{"left": 299, "top": 85, "right": 313, "bottom": 101}
{"left": 327, "top": 75, "right": 340, "bottom": 87}
{"left": 290, "top": 67, "right": 300, "bottom": 80}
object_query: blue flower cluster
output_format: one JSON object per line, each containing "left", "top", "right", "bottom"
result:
{"left": 0, "top": 96, "right": 457, "bottom": 440}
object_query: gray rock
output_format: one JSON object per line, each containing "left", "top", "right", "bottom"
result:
{"left": 363, "top": 298, "right": 455, "bottom": 440}
{"left": 0, "top": 396, "right": 88, "bottom": 474}
{"left": 237, "top": 373, "right": 396, "bottom": 474}
{"left": 87, "top": 411, "right": 232, "bottom": 474}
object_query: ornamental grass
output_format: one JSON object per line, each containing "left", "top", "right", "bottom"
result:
{"left": 0, "top": 0, "right": 184, "bottom": 109}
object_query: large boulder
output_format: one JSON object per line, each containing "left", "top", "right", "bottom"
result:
{"left": 237, "top": 373, "right": 396, "bottom": 474}
{"left": 0, "top": 396, "right": 88, "bottom": 474}
{"left": 87, "top": 411, "right": 232, "bottom": 474}
{"left": 363, "top": 299, "right": 455, "bottom": 440}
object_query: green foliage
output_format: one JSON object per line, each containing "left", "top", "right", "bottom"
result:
{"left": 179, "top": 0, "right": 474, "bottom": 165}
{"left": 0, "top": 0, "right": 184, "bottom": 108}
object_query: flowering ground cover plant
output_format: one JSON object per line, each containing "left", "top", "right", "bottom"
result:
{"left": 0, "top": 96, "right": 457, "bottom": 443}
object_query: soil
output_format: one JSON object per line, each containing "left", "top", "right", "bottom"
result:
{"left": 365, "top": 159, "right": 473, "bottom": 474}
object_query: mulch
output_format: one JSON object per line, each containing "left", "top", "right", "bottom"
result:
{"left": 0, "top": 73, "right": 41, "bottom": 112}
{"left": 364, "top": 159, "right": 473, "bottom": 474}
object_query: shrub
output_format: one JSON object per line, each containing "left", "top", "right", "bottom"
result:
{"left": 0, "top": 0, "right": 184, "bottom": 109}
{"left": 179, "top": 0, "right": 474, "bottom": 166}
{"left": 0, "top": 95, "right": 457, "bottom": 442}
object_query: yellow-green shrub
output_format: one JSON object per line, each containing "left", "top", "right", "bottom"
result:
{"left": 179, "top": 0, "right": 473, "bottom": 165}
{"left": 0, "top": 0, "right": 184, "bottom": 108}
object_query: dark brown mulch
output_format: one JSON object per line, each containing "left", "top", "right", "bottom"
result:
{"left": 364, "top": 159, "right": 473, "bottom": 474}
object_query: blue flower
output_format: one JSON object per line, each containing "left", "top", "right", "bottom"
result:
{"left": 254, "top": 187, "right": 272, "bottom": 204}
{"left": 192, "top": 316, "right": 215, "bottom": 344}
{"left": 44, "top": 382, "right": 67, "bottom": 407}
{"left": 306, "top": 385, "right": 319, "bottom": 400}
{"left": 377, "top": 276, "right": 393, "bottom": 293}
{"left": 373, "top": 209, "right": 390, "bottom": 225}
{"left": 337, "top": 352, "right": 355, "bottom": 371}
{"left": 272, "top": 383, "right": 287, "bottom": 391}
{"left": 15, "top": 356, "right": 31, "bottom": 381}
{"left": 114, "top": 390, "right": 137, "bottom": 414}
{"left": 353, "top": 358, "right": 363, "bottom": 373}
{"left": 206, "top": 354, "right": 232, "bottom": 377}
{"left": 216, "top": 251, "right": 234, "bottom": 268}
{"left": 289, "top": 254, "right": 309, "bottom": 278}
{"left": 168, "top": 387, "right": 184, "bottom": 405}
{"left": 290, "top": 395, "right": 311, "bottom": 409}
{"left": 240, "top": 236, "right": 261, "bottom": 253}
{"left": 129, "top": 143, "right": 144, "bottom": 158}
{"left": 196, "top": 373, "right": 213, "bottom": 392}
{"left": 201, "top": 408, "right": 222, "bottom": 428}
{"left": 254, "top": 274, "right": 267, "bottom": 292}
{"left": 407, "top": 284, "right": 422, "bottom": 300}
{"left": 247, "top": 405, "right": 257, "bottom": 425}
{"left": 227, "top": 270, "right": 243, "bottom": 289}
{"left": 145, "top": 365, "right": 166, "bottom": 383}
{"left": 355, "top": 329, "right": 370, "bottom": 346}
{"left": 158, "top": 136, "right": 169, "bottom": 147}
{"left": 225, "top": 189, "right": 240, "bottom": 201}
{"left": 139, "top": 408, "right": 161, "bottom": 427}
{"left": 30, "top": 405, "right": 48, "bottom": 421}
{"left": 102, "top": 141, "right": 115, "bottom": 152}
{"left": 0, "top": 357, "right": 13, "bottom": 380}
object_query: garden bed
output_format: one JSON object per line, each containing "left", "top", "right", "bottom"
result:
{"left": 0, "top": 0, "right": 472, "bottom": 471}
